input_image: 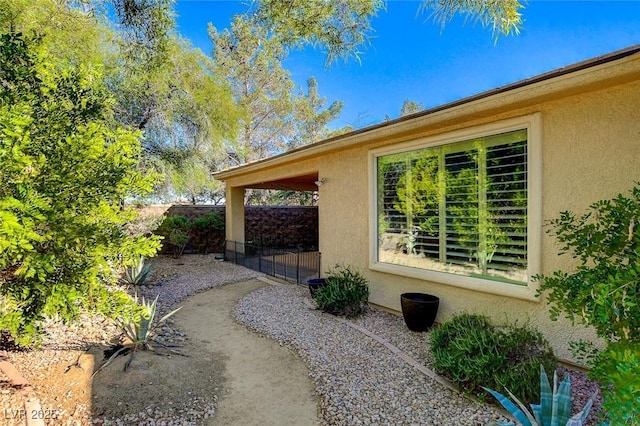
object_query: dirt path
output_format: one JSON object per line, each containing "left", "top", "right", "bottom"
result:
{"left": 175, "top": 279, "right": 319, "bottom": 425}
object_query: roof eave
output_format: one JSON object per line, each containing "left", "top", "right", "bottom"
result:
{"left": 213, "top": 44, "right": 640, "bottom": 181}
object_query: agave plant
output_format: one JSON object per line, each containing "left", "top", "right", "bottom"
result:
{"left": 122, "top": 294, "right": 182, "bottom": 351}
{"left": 484, "top": 365, "right": 594, "bottom": 426}
{"left": 95, "top": 294, "right": 182, "bottom": 375}
{"left": 121, "top": 256, "right": 152, "bottom": 286}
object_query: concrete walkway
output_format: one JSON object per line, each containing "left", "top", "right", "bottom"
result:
{"left": 174, "top": 279, "right": 319, "bottom": 426}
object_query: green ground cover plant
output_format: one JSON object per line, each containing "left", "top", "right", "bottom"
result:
{"left": 430, "top": 313, "right": 556, "bottom": 405}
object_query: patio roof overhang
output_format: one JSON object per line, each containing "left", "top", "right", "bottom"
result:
{"left": 243, "top": 172, "right": 319, "bottom": 191}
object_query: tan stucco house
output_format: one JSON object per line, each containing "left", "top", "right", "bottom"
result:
{"left": 214, "top": 45, "right": 640, "bottom": 362}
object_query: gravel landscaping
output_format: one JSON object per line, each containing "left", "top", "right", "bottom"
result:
{"left": 235, "top": 283, "right": 507, "bottom": 425}
{"left": 0, "top": 255, "right": 602, "bottom": 425}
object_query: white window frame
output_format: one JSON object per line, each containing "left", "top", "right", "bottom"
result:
{"left": 368, "top": 113, "right": 542, "bottom": 301}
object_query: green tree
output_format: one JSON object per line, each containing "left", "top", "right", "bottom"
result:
{"left": 211, "top": 17, "right": 347, "bottom": 205}
{"left": 53, "top": 0, "right": 176, "bottom": 69}
{"left": 167, "top": 156, "right": 225, "bottom": 205}
{"left": 110, "top": 35, "right": 240, "bottom": 202}
{"left": 0, "top": 0, "right": 114, "bottom": 68}
{"left": 2, "top": 0, "right": 175, "bottom": 69}
{"left": 210, "top": 15, "right": 295, "bottom": 165}
{"left": 289, "top": 77, "right": 343, "bottom": 149}
{"left": 108, "top": 0, "right": 175, "bottom": 68}
{"left": 0, "top": 31, "right": 160, "bottom": 345}
{"left": 253, "top": 0, "right": 524, "bottom": 62}
{"left": 2, "top": 0, "right": 240, "bottom": 204}
{"left": 112, "top": 36, "right": 238, "bottom": 144}
{"left": 400, "top": 99, "right": 424, "bottom": 117}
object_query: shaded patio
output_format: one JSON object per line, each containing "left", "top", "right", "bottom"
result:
{"left": 218, "top": 171, "right": 322, "bottom": 283}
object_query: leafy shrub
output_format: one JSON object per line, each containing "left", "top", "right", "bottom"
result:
{"left": 314, "top": 265, "right": 369, "bottom": 317}
{"left": 191, "top": 212, "right": 223, "bottom": 254}
{"left": 157, "top": 215, "right": 191, "bottom": 258}
{"left": 534, "top": 184, "right": 640, "bottom": 423}
{"left": 0, "top": 32, "right": 160, "bottom": 346}
{"left": 430, "top": 313, "right": 556, "bottom": 404}
{"left": 534, "top": 185, "right": 640, "bottom": 343}
{"left": 590, "top": 341, "right": 640, "bottom": 424}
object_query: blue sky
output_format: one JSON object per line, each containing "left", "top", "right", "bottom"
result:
{"left": 174, "top": 1, "right": 640, "bottom": 130}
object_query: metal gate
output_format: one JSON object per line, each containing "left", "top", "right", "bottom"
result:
{"left": 224, "top": 240, "right": 320, "bottom": 284}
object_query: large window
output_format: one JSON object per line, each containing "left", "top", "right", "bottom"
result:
{"left": 373, "top": 122, "right": 539, "bottom": 293}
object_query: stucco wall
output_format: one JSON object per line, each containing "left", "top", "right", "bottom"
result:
{"left": 216, "top": 64, "right": 640, "bottom": 362}
{"left": 313, "top": 80, "right": 640, "bottom": 362}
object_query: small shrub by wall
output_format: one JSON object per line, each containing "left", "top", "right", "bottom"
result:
{"left": 430, "top": 313, "right": 557, "bottom": 405}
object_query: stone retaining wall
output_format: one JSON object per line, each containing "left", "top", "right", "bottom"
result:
{"left": 138, "top": 204, "right": 318, "bottom": 253}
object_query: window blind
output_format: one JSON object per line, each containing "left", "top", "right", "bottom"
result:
{"left": 377, "top": 129, "right": 528, "bottom": 284}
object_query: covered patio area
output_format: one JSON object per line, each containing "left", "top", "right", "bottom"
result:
{"left": 214, "top": 170, "right": 322, "bottom": 283}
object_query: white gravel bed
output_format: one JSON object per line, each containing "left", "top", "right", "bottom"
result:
{"left": 234, "top": 284, "right": 507, "bottom": 426}
{"left": 136, "top": 255, "right": 264, "bottom": 317}
{"left": 351, "top": 305, "right": 435, "bottom": 370}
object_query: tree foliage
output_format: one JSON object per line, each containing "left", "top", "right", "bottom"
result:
{"left": 253, "top": 0, "right": 524, "bottom": 62}
{"left": 166, "top": 156, "right": 225, "bottom": 204}
{"left": 209, "top": 19, "right": 346, "bottom": 160}
{"left": 2, "top": 0, "right": 240, "bottom": 204}
{"left": 420, "top": 0, "right": 524, "bottom": 38}
{"left": 400, "top": 99, "right": 424, "bottom": 117}
{"left": 210, "top": 16, "right": 345, "bottom": 205}
{"left": 109, "top": 0, "right": 176, "bottom": 68}
{"left": 253, "top": 0, "right": 384, "bottom": 63}
{"left": 0, "top": 31, "right": 160, "bottom": 345}
{"left": 0, "top": 0, "right": 114, "bottom": 68}
{"left": 290, "top": 77, "right": 343, "bottom": 149}
{"left": 110, "top": 34, "right": 240, "bottom": 202}
{"left": 210, "top": 15, "right": 294, "bottom": 165}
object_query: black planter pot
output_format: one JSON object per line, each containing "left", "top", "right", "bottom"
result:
{"left": 400, "top": 293, "right": 440, "bottom": 332}
{"left": 307, "top": 278, "right": 327, "bottom": 298}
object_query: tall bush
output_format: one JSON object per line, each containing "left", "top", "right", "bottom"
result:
{"left": 156, "top": 215, "right": 191, "bottom": 258}
{"left": 0, "top": 32, "right": 160, "bottom": 345}
{"left": 535, "top": 184, "right": 640, "bottom": 423}
{"left": 191, "top": 212, "right": 223, "bottom": 254}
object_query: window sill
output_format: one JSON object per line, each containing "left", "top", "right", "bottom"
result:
{"left": 369, "top": 261, "right": 541, "bottom": 302}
